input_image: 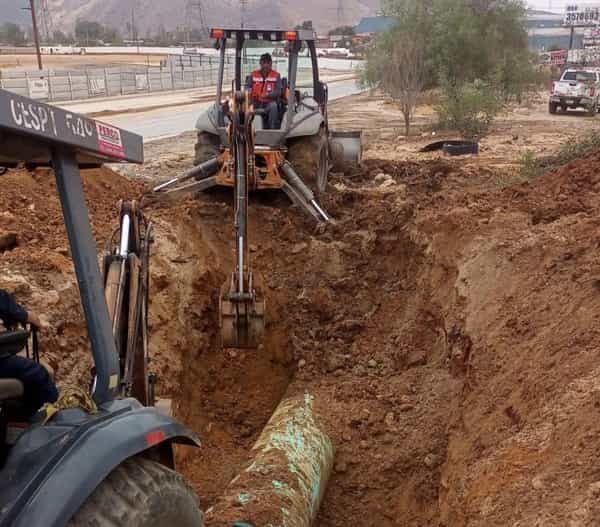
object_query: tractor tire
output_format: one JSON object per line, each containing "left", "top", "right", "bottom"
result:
{"left": 194, "top": 131, "right": 220, "bottom": 167}
{"left": 67, "top": 457, "right": 203, "bottom": 527}
{"left": 287, "top": 128, "right": 328, "bottom": 194}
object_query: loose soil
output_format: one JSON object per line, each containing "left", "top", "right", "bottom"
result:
{"left": 2, "top": 91, "right": 600, "bottom": 526}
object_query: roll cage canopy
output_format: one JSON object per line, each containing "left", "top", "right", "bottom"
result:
{"left": 210, "top": 28, "right": 317, "bottom": 42}
{"left": 210, "top": 27, "right": 324, "bottom": 114}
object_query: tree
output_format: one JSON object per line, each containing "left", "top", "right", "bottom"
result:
{"left": 384, "top": 31, "right": 426, "bottom": 135}
{"left": 0, "top": 23, "right": 26, "bottom": 46}
{"left": 362, "top": 2, "right": 430, "bottom": 134}
{"left": 328, "top": 25, "right": 355, "bottom": 36}
{"left": 52, "top": 30, "right": 74, "bottom": 45}
{"left": 295, "top": 21, "right": 314, "bottom": 30}
{"left": 75, "top": 19, "right": 121, "bottom": 45}
{"left": 366, "top": 0, "right": 535, "bottom": 133}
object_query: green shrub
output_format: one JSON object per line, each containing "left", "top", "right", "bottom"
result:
{"left": 516, "top": 131, "right": 600, "bottom": 183}
{"left": 436, "top": 79, "right": 502, "bottom": 138}
{"left": 518, "top": 150, "right": 541, "bottom": 180}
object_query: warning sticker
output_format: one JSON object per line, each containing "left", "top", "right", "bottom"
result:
{"left": 96, "top": 122, "right": 125, "bottom": 159}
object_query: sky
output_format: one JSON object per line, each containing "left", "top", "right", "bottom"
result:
{"left": 0, "top": 0, "right": 29, "bottom": 24}
{"left": 527, "top": 0, "right": 572, "bottom": 10}
{"left": 0, "top": 0, "right": 589, "bottom": 26}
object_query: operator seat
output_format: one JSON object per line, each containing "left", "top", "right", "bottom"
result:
{"left": 0, "top": 330, "right": 28, "bottom": 403}
{"left": 247, "top": 77, "right": 288, "bottom": 131}
{"left": 0, "top": 380, "right": 24, "bottom": 401}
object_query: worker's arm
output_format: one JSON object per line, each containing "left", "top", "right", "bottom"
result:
{"left": 267, "top": 75, "right": 283, "bottom": 101}
{"left": 0, "top": 289, "right": 40, "bottom": 328}
{"left": 0, "top": 289, "right": 28, "bottom": 325}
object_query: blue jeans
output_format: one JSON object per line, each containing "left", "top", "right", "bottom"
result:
{"left": 255, "top": 101, "right": 280, "bottom": 129}
{"left": 0, "top": 355, "right": 58, "bottom": 418}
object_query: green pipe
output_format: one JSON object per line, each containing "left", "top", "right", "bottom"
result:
{"left": 206, "top": 393, "right": 335, "bottom": 527}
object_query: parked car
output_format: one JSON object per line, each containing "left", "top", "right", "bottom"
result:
{"left": 549, "top": 69, "right": 600, "bottom": 115}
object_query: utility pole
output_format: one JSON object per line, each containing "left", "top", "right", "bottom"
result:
{"left": 22, "top": 0, "right": 43, "bottom": 70}
{"left": 131, "top": 1, "right": 140, "bottom": 54}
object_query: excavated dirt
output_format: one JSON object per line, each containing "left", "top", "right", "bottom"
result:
{"left": 3, "top": 94, "right": 600, "bottom": 526}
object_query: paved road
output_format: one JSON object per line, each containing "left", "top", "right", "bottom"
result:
{"left": 104, "top": 78, "right": 363, "bottom": 142}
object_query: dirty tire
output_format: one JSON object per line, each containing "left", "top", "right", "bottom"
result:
{"left": 194, "top": 132, "right": 220, "bottom": 166}
{"left": 67, "top": 457, "right": 203, "bottom": 527}
{"left": 287, "top": 128, "right": 327, "bottom": 192}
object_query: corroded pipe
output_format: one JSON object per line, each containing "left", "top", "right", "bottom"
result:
{"left": 205, "top": 393, "right": 334, "bottom": 527}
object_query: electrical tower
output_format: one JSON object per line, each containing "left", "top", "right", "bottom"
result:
{"left": 336, "top": 0, "right": 344, "bottom": 25}
{"left": 185, "top": 0, "right": 207, "bottom": 42}
{"left": 37, "top": 0, "right": 54, "bottom": 43}
{"left": 240, "top": 0, "right": 248, "bottom": 29}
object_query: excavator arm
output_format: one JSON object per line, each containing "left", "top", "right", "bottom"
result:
{"left": 219, "top": 91, "right": 266, "bottom": 349}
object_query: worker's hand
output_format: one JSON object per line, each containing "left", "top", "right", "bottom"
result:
{"left": 27, "top": 312, "right": 42, "bottom": 329}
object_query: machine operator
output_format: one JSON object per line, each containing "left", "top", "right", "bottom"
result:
{"left": 246, "top": 53, "right": 283, "bottom": 129}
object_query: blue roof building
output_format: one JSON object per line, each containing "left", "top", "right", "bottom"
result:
{"left": 354, "top": 16, "right": 396, "bottom": 35}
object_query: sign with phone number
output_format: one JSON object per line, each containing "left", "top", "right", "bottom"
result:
{"left": 565, "top": 4, "right": 600, "bottom": 26}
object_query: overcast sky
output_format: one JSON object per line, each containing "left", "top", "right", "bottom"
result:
{"left": 527, "top": 0, "right": 568, "bottom": 10}
{"left": 0, "top": 0, "right": 585, "bottom": 25}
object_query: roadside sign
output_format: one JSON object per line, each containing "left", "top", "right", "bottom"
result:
{"left": 89, "top": 78, "right": 106, "bottom": 96}
{"left": 28, "top": 78, "right": 49, "bottom": 99}
{"left": 551, "top": 49, "right": 568, "bottom": 65}
{"left": 135, "top": 74, "right": 149, "bottom": 91}
{"left": 564, "top": 4, "right": 600, "bottom": 26}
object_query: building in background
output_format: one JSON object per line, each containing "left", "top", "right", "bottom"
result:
{"left": 353, "top": 16, "right": 396, "bottom": 36}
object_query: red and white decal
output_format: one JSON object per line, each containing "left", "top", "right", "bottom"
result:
{"left": 96, "top": 121, "right": 125, "bottom": 159}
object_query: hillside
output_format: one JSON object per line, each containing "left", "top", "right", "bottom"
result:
{"left": 0, "top": 0, "right": 380, "bottom": 34}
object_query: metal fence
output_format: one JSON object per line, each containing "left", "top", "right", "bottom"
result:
{"left": 0, "top": 57, "right": 290, "bottom": 103}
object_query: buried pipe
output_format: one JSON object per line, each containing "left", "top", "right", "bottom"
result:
{"left": 205, "top": 393, "right": 335, "bottom": 527}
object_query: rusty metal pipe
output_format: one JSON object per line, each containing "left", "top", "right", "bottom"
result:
{"left": 205, "top": 393, "right": 334, "bottom": 527}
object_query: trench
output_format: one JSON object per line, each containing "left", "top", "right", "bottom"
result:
{"left": 146, "top": 159, "right": 473, "bottom": 525}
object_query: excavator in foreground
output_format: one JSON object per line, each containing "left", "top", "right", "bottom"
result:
{"left": 151, "top": 27, "right": 363, "bottom": 350}
{"left": 0, "top": 89, "right": 203, "bottom": 526}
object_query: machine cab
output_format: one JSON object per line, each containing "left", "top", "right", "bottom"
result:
{"left": 197, "top": 27, "right": 328, "bottom": 148}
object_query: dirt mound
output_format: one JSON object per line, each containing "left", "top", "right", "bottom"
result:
{"left": 0, "top": 167, "right": 143, "bottom": 386}
{"left": 3, "top": 141, "right": 600, "bottom": 526}
{"left": 149, "top": 149, "right": 600, "bottom": 526}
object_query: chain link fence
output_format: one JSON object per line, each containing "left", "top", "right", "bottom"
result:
{"left": 0, "top": 56, "right": 291, "bottom": 103}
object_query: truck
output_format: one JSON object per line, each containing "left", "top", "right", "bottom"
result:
{"left": 549, "top": 68, "right": 600, "bottom": 115}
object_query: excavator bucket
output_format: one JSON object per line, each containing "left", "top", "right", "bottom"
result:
{"left": 219, "top": 273, "right": 266, "bottom": 349}
{"left": 330, "top": 130, "right": 363, "bottom": 170}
